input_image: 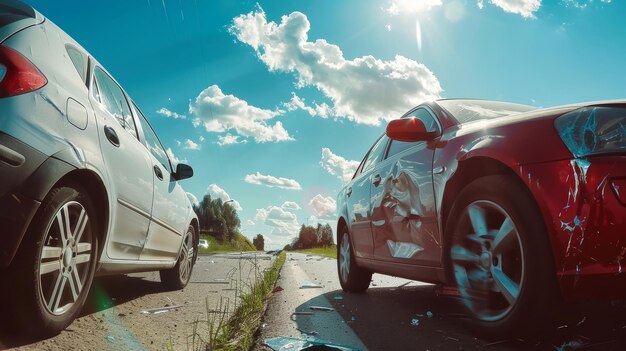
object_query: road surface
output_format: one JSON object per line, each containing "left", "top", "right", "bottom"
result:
{"left": 0, "top": 252, "right": 274, "bottom": 351}
{"left": 257, "top": 253, "right": 626, "bottom": 351}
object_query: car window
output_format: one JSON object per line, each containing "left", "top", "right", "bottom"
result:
{"left": 361, "top": 135, "right": 388, "bottom": 173}
{"left": 93, "top": 67, "right": 138, "bottom": 139}
{"left": 133, "top": 103, "right": 172, "bottom": 172}
{"left": 386, "top": 108, "right": 438, "bottom": 158}
{"left": 66, "top": 45, "right": 87, "bottom": 84}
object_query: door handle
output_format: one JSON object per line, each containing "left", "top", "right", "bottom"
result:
{"left": 154, "top": 165, "right": 163, "bottom": 181}
{"left": 346, "top": 187, "right": 352, "bottom": 197}
{"left": 372, "top": 174, "right": 382, "bottom": 187}
{"left": 104, "top": 126, "right": 119, "bottom": 147}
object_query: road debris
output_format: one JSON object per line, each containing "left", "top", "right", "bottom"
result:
{"left": 334, "top": 296, "right": 344, "bottom": 300}
{"left": 296, "top": 327, "right": 320, "bottom": 336}
{"left": 555, "top": 339, "right": 584, "bottom": 351}
{"left": 141, "top": 305, "right": 182, "bottom": 315}
{"left": 299, "top": 280, "right": 323, "bottom": 289}
{"left": 309, "top": 306, "right": 335, "bottom": 312}
{"left": 397, "top": 281, "right": 411, "bottom": 288}
{"left": 411, "top": 319, "right": 420, "bottom": 326}
{"left": 272, "top": 286, "right": 284, "bottom": 293}
{"left": 264, "top": 337, "right": 362, "bottom": 351}
{"left": 106, "top": 336, "right": 115, "bottom": 343}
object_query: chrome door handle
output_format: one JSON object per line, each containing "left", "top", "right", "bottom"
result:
{"left": 104, "top": 125, "right": 119, "bottom": 147}
{"left": 372, "top": 174, "right": 382, "bottom": 187}
{"left": 154, "top": 165, "right": 163, "bottom": 181}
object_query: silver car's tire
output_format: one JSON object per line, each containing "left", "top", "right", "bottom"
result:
{"left": 444, "top": 175, "right": 558, "bottom": 338}
{"left": 337, "top": 229, "right": 371, "bottom": 293}
{"left": 8, "top": 186, "right": 98, "bottom": 338}
{"left": 160, "top": 225, "right": 196, "bottom": 290}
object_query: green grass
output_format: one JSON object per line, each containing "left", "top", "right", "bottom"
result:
{"left": 196, "top": 251, "right": 287, "bottom": 350}
{"left": 198, "top": 232, "right": 256, "bottom": 254}
{"left": 291, "top": 245, "right": 337, "bottom": 259}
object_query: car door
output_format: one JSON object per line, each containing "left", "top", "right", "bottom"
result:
{"left": 370, "top": 107, "right": 441, "bottom": 266}
{"left": 89, "top": 66, "right": 154, "bottom": 260}
{"left": 346, "top": 135, "right": 389, "bottom": 259}
{"left": 133, "top": 104, "right": 188, "bottom": 261}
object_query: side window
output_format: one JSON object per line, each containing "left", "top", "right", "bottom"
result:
{"left": 134, "top": 103, "right": 172, "bottom": 172}
{"left": 386, "top": 108, "right": 439, "bottom": 158}
{"left": 361, "top": 135, "right": 389, "bottom": 173}
{"left": 93, "top": 67, "right": 138, "bottom": 139}
{"left": 66, "top": 45, "right": 87, "bottom": 84}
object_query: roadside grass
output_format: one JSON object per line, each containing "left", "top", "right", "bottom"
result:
{"left": 291, "top": 245, "right": 337, "bottom": 259}
{"left": 191, "top": 251, "right": 286, "bottom": 350}
{"left": 198, "top": 232, "right": 256, "bottom": 254}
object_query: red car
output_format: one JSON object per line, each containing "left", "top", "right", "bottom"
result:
{"left": 335, "top": 99, "right": 626, "bottom": 336}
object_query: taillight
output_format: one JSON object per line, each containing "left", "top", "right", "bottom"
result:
{"left": 0, "top": 45, "right": 47, "bottom": 98}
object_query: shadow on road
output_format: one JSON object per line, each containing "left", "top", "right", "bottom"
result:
{"left": 0, "top": 274, "right": 162, "bottom": 349}
{"left": 293, "top": 284, "right": 626, "bottom": 351}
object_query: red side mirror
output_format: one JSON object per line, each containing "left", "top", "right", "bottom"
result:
{"left": 386, "top": 118, "right": 437, "bottom": 142}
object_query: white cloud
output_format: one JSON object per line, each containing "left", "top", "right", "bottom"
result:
{"left": 385, "top": 0, "right": 443, "bottom": 15}
{"left": 189, "top": 85, "right": 293, "bottom": 143}
{"left": 562, "top": 0, "right": 611, "bottom": 9}
{"left": 166, "top": 147, "right": 187, "bottom": 165}
{"left": 183, "top": 139, "right": 201, "bottom": 150}
{"left": 246, "top": 219, "right": 255, "bottom": 225}
{"left": 308, "top": 194, "right": 337, "bottom": 218}
{"left": 245, "top": 172, "right": 302, "bottom": 190}
{"left": 320, "top": 148, "right": 360, "bottom": 183}
{"left": 255, "top": 206, "right": 299, "bottom": 235}
{"left": 385, "top": 24, "right": 392, "bottom": 31}
{"left": 199, "top": 136, "right": 205, "bottom": 142}
{"left": 281, "top": 201, "right": 301, "bottom": 210}
{"left": 230, "top": 9, "right": 442, "bottom": 126}
{"left": 282, "top": 93, "right": 333, "bottom": 118}
{"left": 480, "top": 0, "right": 541, "bottom": 18}
{"left": 217, "top": 133, "right": 248, "bottom": 146}
{"left": 157, "top": 107, "right": 186, "bottom": 119}
{"left": 207, "top": 184, "right": 243, "bottom": 211}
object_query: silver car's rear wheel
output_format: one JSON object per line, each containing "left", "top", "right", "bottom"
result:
{"left": 451, "top": 200, "right": 524, "bottom": 322}
{"left": 179, "top": 229, "right": 194, "bottom": 283}
{"left": 160, "top": 225, "right": 197, "bottom": 290}
{"left": 339, "top": 233, "right": 351, "bottom": 283}
{"left": 39, "top": 201, "right": 93, "bottom": 316}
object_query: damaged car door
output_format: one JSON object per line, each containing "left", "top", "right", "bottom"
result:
{"left": 370, "top": 107, "right": 442, "bottom": 266}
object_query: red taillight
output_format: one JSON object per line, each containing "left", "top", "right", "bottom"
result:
{"left": 0, "top": 45, "right": 47, "bottom": 98}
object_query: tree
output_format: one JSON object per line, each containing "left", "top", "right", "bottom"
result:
{"left": 319, "top": 224, "right": 334, "bottom": 246}
{"left": 253, "top": 234, "right": 265, "bottom": 251}
{"left": 193, "top": 194, "right": 241, "bottom": 241}
{"left": 298, "top": 225, "right": 318, "bottom": 249}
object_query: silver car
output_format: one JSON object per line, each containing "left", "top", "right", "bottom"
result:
{"left": 0, "top": 1, "right": 199, "bottom": 337}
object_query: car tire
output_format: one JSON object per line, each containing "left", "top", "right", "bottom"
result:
{"left": 8, "top": 185, "right": 99, "bottom": 338}
{"left": 337, "top": 229, "right": 371, "bottom": 293}
{"left": 160, "top": 225, "right": 196, "bottom": 290}
{"left": 444, "top": 175, "right": 559, "bottom": 338}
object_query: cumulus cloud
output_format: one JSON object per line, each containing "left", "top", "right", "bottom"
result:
{"left": 246, "top": 219, "right": 255, "bottom": 225}
{"left": 189, "top": 85, "right": 293, "bottom": 143}
{"left": 385, "top": 0, "right": 443, "bottom": 15}
{"left": 183, "top": 139, "right": 201, "bottom": 150}
{"left": 308, "top": 194, "right": 337, "bottom": 218}
{"left": 281, "top": 201, "right": 301, "bottom": 210}
{"left": 245, "top": 172, "right": 302, "bottom": 190}
{"left": 230, "top": 9, "right": 442, "bottom": 125}
{"left": 157, "top": 107, "right": 186, "bottom": 119}
{"left": 282, "top": 93, "right": 333, "bottom": 118}
{"left": 207, "top": 184, "right": 243, "bottom": 211}
{"left": 479, "top": 0, "right": 541, "bottom": 18}
{"left": 320, "top": 148, "right": 360, "bottom": 183}
{"left": 166, "top": 148, "right": 186, "bottom": 165}
{"left": 217, "top": 133, "right": 248, "bottom": 146}
{"left": 255, "top": 206, "right": 299, "bottom": 235}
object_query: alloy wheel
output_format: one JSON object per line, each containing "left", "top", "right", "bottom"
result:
{"left": 339, "top": 233, "right": 351, "bottom": 283}
{"left": 451, "top": 200, "right": 524, "bottom": 322}
{"left": 38, "top": 201, "right": 93, "bottom": 316}
{"left": 179, "top": 229, "right": 194, "bottom": 282}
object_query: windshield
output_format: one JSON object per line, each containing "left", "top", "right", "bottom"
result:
{"left": 437, "top": 99, "right": 536, "bottom": 124}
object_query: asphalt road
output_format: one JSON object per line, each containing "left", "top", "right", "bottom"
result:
{"left": 0, "top": 252, "right": 274, "bottom": 351}
{"left": 257, "top": 253, "right": 626, "bottom": 351}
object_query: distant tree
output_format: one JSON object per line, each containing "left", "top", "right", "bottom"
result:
{"left": 319, "top": 224, "right": 334, "bottom": 246}
{"left": 298, "top": 225, "right": 318, "bottom": 249}
{"left": 193, "top": 194, "right": 241, "bottom": 241}
{"left": 253, "top": 234, "right": 265, "bottom": 251}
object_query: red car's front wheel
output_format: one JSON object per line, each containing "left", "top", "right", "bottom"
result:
{"left": 445, "top": 175, "right": 559, "bottom": 338}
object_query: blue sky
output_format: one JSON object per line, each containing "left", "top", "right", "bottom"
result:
{"left": 26, "top": 0, "right": 624, "bottom": 249}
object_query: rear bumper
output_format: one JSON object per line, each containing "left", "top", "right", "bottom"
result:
{"left": 521, "top": 156, "right": 626, "bottom": 301}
